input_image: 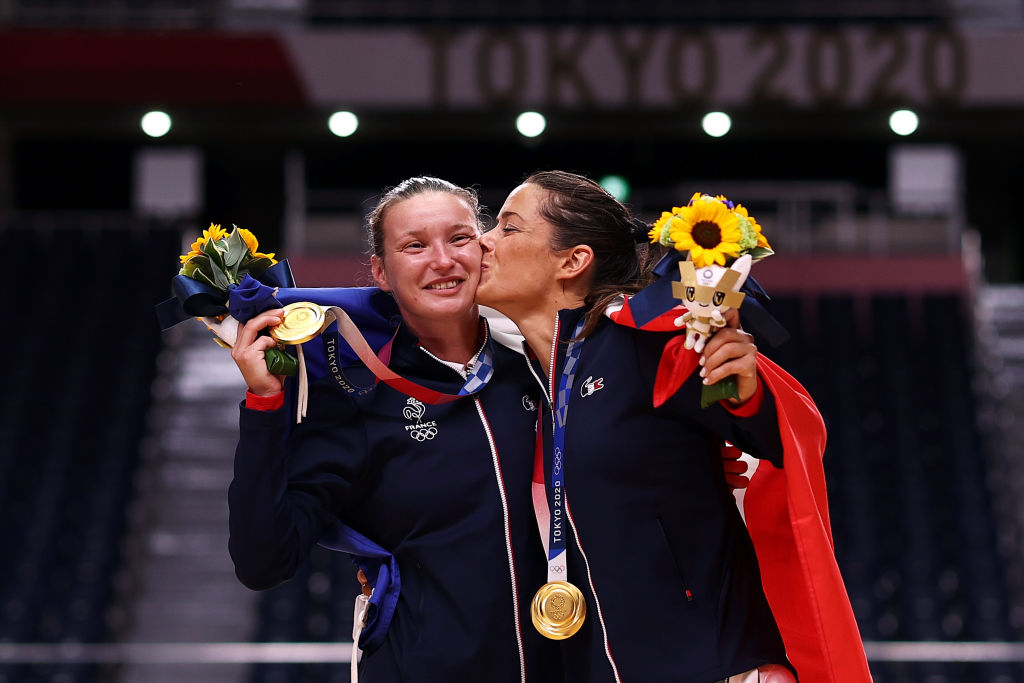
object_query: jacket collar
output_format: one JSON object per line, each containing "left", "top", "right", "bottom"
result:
{"left": 389, "top": 317, "right": 491, "bottom": 386}
{"left": 523, "top": 306, "right": 591, "bottom": 405}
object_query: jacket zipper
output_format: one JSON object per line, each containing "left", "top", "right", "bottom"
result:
{"left": 474, "top": 398, "right": 527, "bottom": 683}
{"left": 418, "top": 338, "right": 527, "bottom": 683}
{"left": 519, "top": 314, "right": 557, "bottom": 408}
{"left": 565, "top": 501, "right": 623, "bottom": 683}
{"left": 527, "top": 314, "right": 623, "bottom": 682}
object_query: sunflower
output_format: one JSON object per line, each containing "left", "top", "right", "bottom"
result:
{"left": 179, "top": 223, "right": 229, "bottom": 263}
{"left": 236, "top": 227, "right": 277, "bottom": 262}
{"left": 669, "top": 196, "right": 742, "bottom": 267}
{"left": 649, "top": 208, "right": 685, "bottom": 246}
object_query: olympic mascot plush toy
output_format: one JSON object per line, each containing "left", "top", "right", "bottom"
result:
{"left": 672, "top": 254, "right": 751, "bottom": 353}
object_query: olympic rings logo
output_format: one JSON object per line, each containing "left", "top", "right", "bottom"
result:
{"left": 408, "top": 427, "right": 438, "bottom": 441}
{"left": 548, "top": 565, "right": 565, "bottom": 574}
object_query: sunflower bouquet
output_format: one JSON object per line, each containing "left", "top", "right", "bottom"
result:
{"left": 649, "top": 192, "right": 772, "bottom": 269}
{"left": 649, "top": 193, "right": 774, "bottom": 406}
{"left": 179, "top": 223, "right": 276, "bottom": 291}
{"left": 174, "top": 223, "right": 298, "bottom": 375}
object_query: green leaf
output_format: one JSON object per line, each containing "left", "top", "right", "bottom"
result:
{"left": 242, "top": 256, "right": 275, "bottom": 278}
{"left": 191, "top": 267, "right": 219, "bottom": 290}
{"left": 201, "top": 235, "right": 227, "bottom": 271}
{"left": 182, "top": 255, "right": 211, "bottom": 280}
{"left": 192, "top": 256, "right": 216, "bottom": 281}
{"left": 222, "top": 227, "right": 249, "bottom": 271}
{"left": 747, "top": 247, "right": 774, "bottom": 262}
{"left": 700, "top": 375, "right": 739, "bottom": 409}
{"left": 211, "top": 264, "right": 231, "bottom": 290}
{"left": 193, "top": 255, "right": 225, "bottom": 290}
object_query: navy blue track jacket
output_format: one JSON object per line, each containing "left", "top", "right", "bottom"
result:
{"left": 228, "top": 321, "right": 561, "bottom": 682}
{"left": 527, "top": 308, "right": 789, "bottom": 683}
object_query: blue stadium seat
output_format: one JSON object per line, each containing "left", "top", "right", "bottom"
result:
{"left": 0, "top": 224, "right": 180, "bottom": 683}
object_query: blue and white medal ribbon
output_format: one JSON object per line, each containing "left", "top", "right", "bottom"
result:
{"left": 530, "top": 317, "right": 588, "bottom": 640}
{"left": 321, "top": 317, "right": 494, "bottom": 401}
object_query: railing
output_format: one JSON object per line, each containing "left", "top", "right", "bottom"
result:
{"left": 643, "top": 180, "right": 964, "bottom": 255}
{"left": 291, "top": 179, "right": 966, "bottom": 262}
{"left": 2, "top": 640, "right": 1023, "bottom": 664}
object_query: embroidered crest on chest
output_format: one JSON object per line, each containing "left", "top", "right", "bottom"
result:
{"left": 403, "top": 397, "right": 438, "bottom": 441}
{"left": 580, "top": 375, "right": 605, "bottom": 398}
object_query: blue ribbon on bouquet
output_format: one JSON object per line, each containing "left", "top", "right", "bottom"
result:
{"left": 154, "top": 260, "right": 298, "bottom": 330}
{"left": 155, "top": 262, "right": 403, "bottom": 373}
{"left": 625, "top": 251, "right": 790, "bottom": 348}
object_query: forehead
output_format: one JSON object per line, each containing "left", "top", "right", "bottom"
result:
{"left": 383, "top": 192, "right": 477, "bottom": 237}
{"left": 500, "top": 183, "right": 548, "bottom": 219}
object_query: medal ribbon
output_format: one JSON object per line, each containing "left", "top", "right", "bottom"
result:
{"left": 319, "top": 328, "right": 397, "bottom": 399}
{"left": 296, "top": 305, "right": 495, "bottom": 420}
{"left": 535, "top": 317, "right": 587, "bottom": 583}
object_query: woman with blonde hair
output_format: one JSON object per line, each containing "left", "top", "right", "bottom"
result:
{"left": 227, "top": 177, "right": 560, "bottom": 682}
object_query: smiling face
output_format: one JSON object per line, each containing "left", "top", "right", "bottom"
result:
{"left": 477, "top": 183, "right": 565, "bottom": 317}
{"left": 371, "top": 191, "right": 482, "bottom": 333}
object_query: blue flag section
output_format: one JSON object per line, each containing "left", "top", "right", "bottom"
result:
{"left": 157, "top": 266, "right": 405, "bottom": 651}
{"left": 275, "top": 286, "right": 402, "bottom": 379}
{"left": 317, "top": 522, "right": 401, "bottom": 653}
{"left": 156, "top": 259, "right": 403, "bottom": 377}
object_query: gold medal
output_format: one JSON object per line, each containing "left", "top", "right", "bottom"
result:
{"left": 270, "top": 301, "right": 328, "bottom": 345}
{"left": 530, "top": 581, "right": 586, "bottom": 640}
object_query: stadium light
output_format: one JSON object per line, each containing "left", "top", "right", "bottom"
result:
{"left": 889, "top": 109, "right": 919, "bottom": 136}
{"left": 516, "top": 111, "right": 546, "bottom": 138}
{"left": 701, "top": 112, "right": 731, "bottom": 138}
{"left": 599, "top": 175, "right": 631, "bottom": 202}
{"left": 328, "top": 111, "right": 359, "bottom": 137}
{"left": 141, "top": 111, "right": 172, "bottom": 138}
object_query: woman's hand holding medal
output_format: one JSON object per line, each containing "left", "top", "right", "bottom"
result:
{"left": 231, "top": 309, "right": 287, "bottom": 397}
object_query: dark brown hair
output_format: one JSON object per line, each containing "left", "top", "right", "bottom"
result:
{"left": 367, "top": 176, "right": 483, "bottom": 261}
{"left": 524, "top": 170, "right": 662, "bottom": 338}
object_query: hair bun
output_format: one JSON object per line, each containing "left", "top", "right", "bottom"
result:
{"left": 630, "top": 217, "right": 651, "bottom": 244}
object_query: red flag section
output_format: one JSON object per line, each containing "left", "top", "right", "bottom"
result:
{"left": 617, "top": 301, "right": 872, "bottom": 681}
{"left": 745, "top": 355, "right": 872, "bottom": 681}
{"left": 651, "top": 335, "right": 700, "bottom": 408}
{"left": 607, "top": 297, "right": 681, "bottom": 332}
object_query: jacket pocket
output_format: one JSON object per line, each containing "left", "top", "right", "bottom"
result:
{"left": 655, "top": 515, "right": 696, "bottom": 604}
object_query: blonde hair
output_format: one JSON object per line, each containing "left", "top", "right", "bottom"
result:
{"left": 367, "top": 176, "right": 482, "bottom": 261}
